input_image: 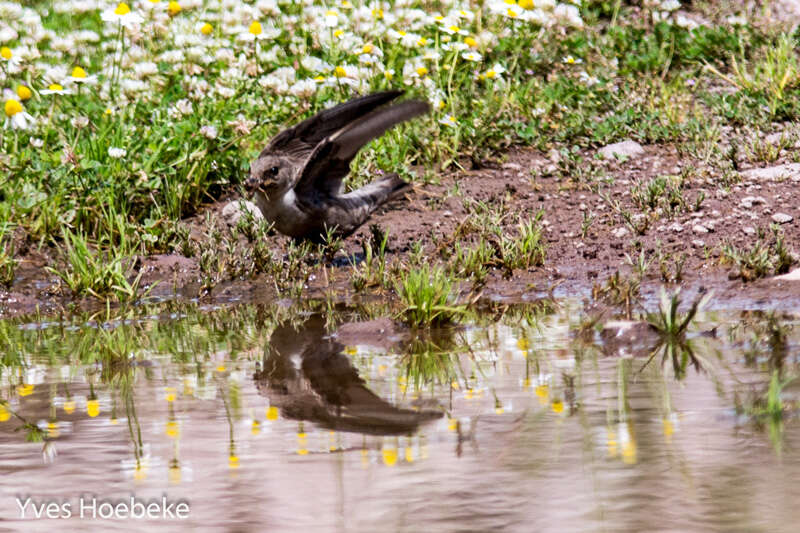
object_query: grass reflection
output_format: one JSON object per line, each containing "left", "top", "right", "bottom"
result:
{"left": 0, "top": 295, "right": 797, "bottom": 472}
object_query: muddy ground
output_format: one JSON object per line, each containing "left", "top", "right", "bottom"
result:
{"left": 3, "top": 140, "right": 800, "bottom": 318}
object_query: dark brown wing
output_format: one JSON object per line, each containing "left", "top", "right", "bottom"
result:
{"left": 293, "top": 100, "right": 430, "bottom": 201}
{"left": 262, "top": 91, "right": 405, "bottom": 160}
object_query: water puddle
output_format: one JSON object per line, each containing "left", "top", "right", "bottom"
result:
{"left": 1, "top": 300, "right": 799, "bottom": 532}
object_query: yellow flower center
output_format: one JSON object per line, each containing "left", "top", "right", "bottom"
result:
{"left": 383, "top": 70, "right": 393, "bottom": 80}
{"left": 519, "top": 0, "right": 534, "bottom": 8}
{"left": 504, "top": 0, "right": 516, "bottom": 4}
{"left": 372, "top": 8, "right": 383, "bottom": 19}
{"left": 48, "top": 83, "right": 63, "bottom": 91}
{"left": 165, "top": 421, "right": 179, "bottom": 438}
{"left": 465, "top": 36, "right": 477, "bottom": 48}
{"left": 0, "top": 404, "right": 9, "bottom": 422}
{"left": 334, "top": 66, "right": 347, "bottom": 77}
{"left": 71, "top": 66, "right": 87, "bottom": 78}
{"left": 167, "top": 1, "right": 181, "bottom": 15}
{"left": 486, "top": 69, "right": 496, "bottom": 79}
{"left": 507, "top": 8, "right": 518, "bottom": 17}
{"left": 416, "top": 66, "right": 428, "bottom": 76}
{"left": 382, "top": 447, "right": 398, "bottom": 466}
{"left": 397, "top": 30, "right": 406, "bottom": 36}
{"left": 87, "top": 399, "right": 100, "bottom": 417}
{"left": 200, "top": 22, "right": 212, "bottom": 35}
{"left": 249, "top": 21, "right": 262, "bottom": 35}
{"left": 417, "top": 37, "right": 427, "bottom": 46}
{"left": 551, "top": 400, "right": 564, "bottom": 413}
{"left": 362, "top": 43, "right": 373, "bottom": 54}
{"left": 5, "top": 100, "right": 23, "bottom": 117}
{"left": 333, "top": 29, "right": 344, "bottom": 38}
{"left": 228, "top": 455, "right": 240, "bottom": 468}
{"left": 16, "top": 85, "right": 32, "bottom": 100}
{"left": 449, "top": 25, "right": 460, "bottom": 33}
{"left": 266, "top": 406, "right": 279, "bottom": 420}
{"left": 63, "top": 400, "right": 76, "bottom": 414}
{"left": 0, "top": 46, "right": 11, "bottom": 60}
{"left": 114, "top": 2, "right": 131, "bottom": 15}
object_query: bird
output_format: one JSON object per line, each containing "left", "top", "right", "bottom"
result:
{"left": 244, "top": 90, "right": 429, "bottom": 242}
{"left": 253, "top": 314, "right": 442, "bottom": 435}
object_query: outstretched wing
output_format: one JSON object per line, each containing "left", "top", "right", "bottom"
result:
{"left": 293, "top": 99, "right": 430, "bottom": 202}
{"left": 262, "top": 91, "right": 405, "bottom": 160}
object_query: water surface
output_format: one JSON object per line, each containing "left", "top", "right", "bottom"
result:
{"left": 0, "top": 301, "right": 798, "bottom": 532}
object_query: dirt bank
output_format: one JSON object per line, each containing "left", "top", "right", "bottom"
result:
{"left": 3, "top": 143, "right": 800, "bottom": 318}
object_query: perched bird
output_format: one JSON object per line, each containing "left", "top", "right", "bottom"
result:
{"left": 245, "top": 91, "right": 429, "bottom": 242}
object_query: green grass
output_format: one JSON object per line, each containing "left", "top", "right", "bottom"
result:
{"left": 2, "top": 1, "right": 800, "bottom": 300}
{"left": 46, "top": 228, "right": 146, "bottom": 300}
{"left": 395, "top": 264, "right": 465, "bottom": 327}
{"left": 721, "top": 227, "right": 795, "bottom": 281}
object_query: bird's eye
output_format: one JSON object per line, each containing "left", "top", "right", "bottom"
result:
{"left": 269, "top": 166, "right": 280, "bottom": 176}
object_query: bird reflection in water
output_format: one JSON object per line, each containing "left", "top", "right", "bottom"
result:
{"left": 253, "top": 315, "right": 442, "bottom": 436}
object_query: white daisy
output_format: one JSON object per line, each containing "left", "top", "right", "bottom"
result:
{"left": 100, "top": 3, "right": 144, "bottom": 29}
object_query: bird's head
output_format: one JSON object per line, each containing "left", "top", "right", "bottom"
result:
{"left": 245, "top": 154, "right": 294, "bottom": 201}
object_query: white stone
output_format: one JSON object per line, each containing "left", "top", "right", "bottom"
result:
{"left": 776, "top": 268, "right": 800, "bottom": 281}
{"left": 222, "top": 200, "right": 264, "bottom": 227}
{"left": 692, "top": 224, "right": 709, "bottom": 234}
{"left": 740, "top": 195, "right": 767, "bottom": 209}
{"left": 772, "top": 212, "right": 794, "bottom": 224}
{"left": 598, "top": 140, "right": 645, "bottom": 161}
{"left": 611, "top": 227, "right": 629, "bottom": 238}
{"left": 668, "top": 222, "right": 683, "bottom": 233}
{"left": 741, "top": 163, "right": 800, "bottom": 182}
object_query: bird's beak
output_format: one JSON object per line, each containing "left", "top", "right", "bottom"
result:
{"left": 244, "top": 175, "right": 260, "bottom": 192}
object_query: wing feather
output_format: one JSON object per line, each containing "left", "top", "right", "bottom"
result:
{"left": 262, "top": 91, "right": 405, "bottom": 160}
{"left": 293, "top": 100, "right": 430, "bottom": 202}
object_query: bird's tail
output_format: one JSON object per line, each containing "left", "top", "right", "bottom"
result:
{"left": 340, "top": 173, "right": 410, "bottom": 218}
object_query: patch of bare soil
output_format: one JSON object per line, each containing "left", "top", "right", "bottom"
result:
{"left": 3, "top": 143, "right": 800, "bottom": 318}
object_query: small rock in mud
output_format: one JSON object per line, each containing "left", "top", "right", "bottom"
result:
{"left": 611, "top": 227, "right": 629, "bottom": 238}
{"left": 739, "top": 196, "right": 767, "bottom": 209}
{"left": 598, "top": 140, "right": 645, "bottom": 161}
{"left": 668, "top": 222, "right": 684, "bottom": 233}
{"left": 776, "top": 268, "right": 800, "bottom": 281}
{"left": 692, "top": 224, "right": 709, "bottom": 234}
{"left": 772, "top": 212, "right": 794, "bottom": 224}
{"left": 221, "top": 200, "right": 263, "bottom": 227}
{"left": 741, "top": 163, "right": 800, "bottom": 182}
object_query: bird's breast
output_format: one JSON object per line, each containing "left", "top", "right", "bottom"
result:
{"left": 262, "top": 189, "right": 315, "bottom": 238}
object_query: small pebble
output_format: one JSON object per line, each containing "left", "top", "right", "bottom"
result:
{"left": 772, "top": 213, "right": 793, "bottom": 224}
